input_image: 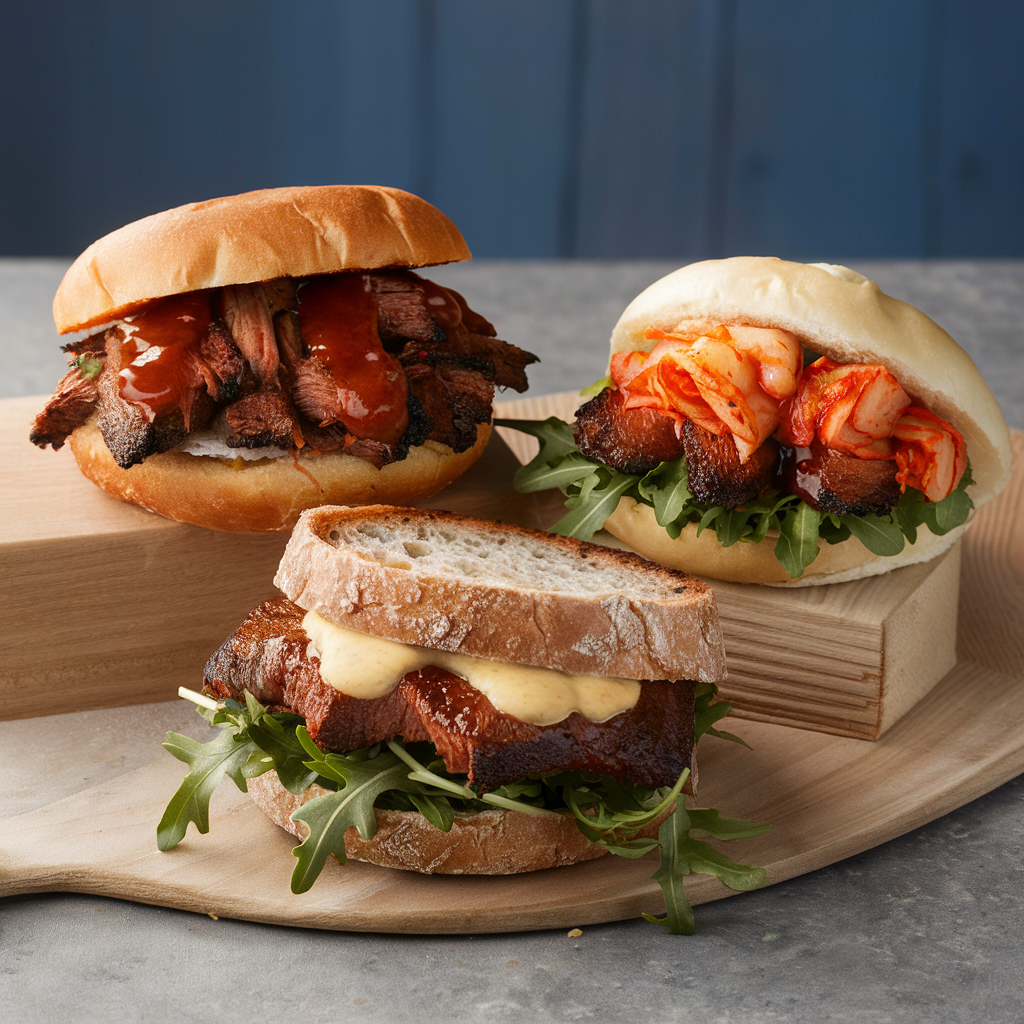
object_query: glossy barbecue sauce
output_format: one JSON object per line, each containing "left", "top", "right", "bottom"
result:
{"left": 777, "top": 441, "right": 824, "bottom": 507}
{"left": 117, "top": 292, "right": 212, "bottom": 422}
{"left": 297, "top": 274, "right": 409, "bottom": 444}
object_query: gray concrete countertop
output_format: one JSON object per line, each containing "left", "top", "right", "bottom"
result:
{"left": 2, "top": 259, "right": 1023, "bottom": 1023}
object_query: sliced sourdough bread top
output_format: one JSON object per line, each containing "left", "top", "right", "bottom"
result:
{"left": 273, "top": 505, "right": 726, "bottom": 683}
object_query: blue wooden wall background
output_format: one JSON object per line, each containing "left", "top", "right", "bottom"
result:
{"left": 1, "top": 0, "right": 1021, "bottom": 259}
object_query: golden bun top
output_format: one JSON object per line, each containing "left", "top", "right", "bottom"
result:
{"left": 54, "top": 185, "right": 471, "bottom": 334}
{"left": 609, "top": 256, "right": 1012, "bottom": 509}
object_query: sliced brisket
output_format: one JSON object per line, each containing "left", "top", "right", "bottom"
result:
{"left": 224, "top": 383, "right": 301, "bottom": 450}
{"left": 403, "top": 356, "right": 495, "bottom": 453}
{"left": 96, "top": 327, "right": 211, "bottom": 468}
{"left": 30, "top": 355, "right": 103, "bottom": 450}
{"left": 205, "top": 599, "right": 695, "bottom": 790}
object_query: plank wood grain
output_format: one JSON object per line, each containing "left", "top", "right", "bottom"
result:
{"left": 0, "top": 396, "right": 543, "bottom": 721}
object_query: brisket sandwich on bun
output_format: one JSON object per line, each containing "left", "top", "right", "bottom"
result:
{"left": 31, "top": 185, "right": 537, "bottom": 532}
{"left": 504, "top": 257, "right": 1011, "bottom": 585}
{"left": 158, "top": 506, "right": 769, "bottom": 934}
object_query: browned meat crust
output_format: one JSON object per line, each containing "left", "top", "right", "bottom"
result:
{"left": 205, "top": 599, "right": 696, "bottom": 790}
{"left": 224, "top": 383, "right": 301, "bottom": 450}
{"left": 375, "top": 286, "right": 446, "bottom": 344}
{"left": 680, "top": 420, "right": 780, "bottom": 507}
{"left": 409, "top": 333, "right": 535, "bottom": 392}
{"left": 780, "top": 441, "right": 901, "bottom": 516}
{"left": 35, "top": 271, "right": 534, "bottom": 471}
{"left": 292, "top": 354, "right": 343, "bottom": 427}
{"left": 403, "top": 356, "right": 496, "bottom": 454}
{"left": 574, "top": 387, "right": 685, "bottom": 475}
{"left": 30, "top": 367, "right": 101, "bottom": 449}
{"left": 197, "top": 320, "right": 250, "bottom": 404}
{"left": 96, "top": 328, "right": 213, "bottom": 468}
{"left": 32, "top": 332, "right": 108, "bottom": 449}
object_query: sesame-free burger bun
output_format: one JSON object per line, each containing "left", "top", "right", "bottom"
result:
{"left": 604, "top": 497, "right": 966, "bottom": 587}
{"left": 54, "top": 185, "right": 471, "bottom": 334}
{"left": 603, "top": 257, "right": 1011, "bottom": 585}
{"left": 68, "top": 419, "right": 491, "bottom": 534}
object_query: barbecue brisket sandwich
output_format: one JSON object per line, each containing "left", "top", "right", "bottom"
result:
{"left": 31, "top": 185, "right": 537, "bottom": 532}
{"left": 157, "top": 506, "right": 769, "bottom": 934}
{"left": 503, "top": 258, "right": 1011, "bottom": 584}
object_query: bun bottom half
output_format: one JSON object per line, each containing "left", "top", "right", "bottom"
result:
{"left": 605, "top": 497, "right": 966, "bottom": 587}
{"left": 68, "top": 419, "right": 491, "bottom": 533}
{"left": 248, "top": 772, "right": 608, "bottom": 875}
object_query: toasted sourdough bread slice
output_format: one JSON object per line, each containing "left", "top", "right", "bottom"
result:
{"left": 249, "top": 771, "right": 671, "bottom": 875}
{"left": 273, "top": 505, "right": 726, "bottom": 682}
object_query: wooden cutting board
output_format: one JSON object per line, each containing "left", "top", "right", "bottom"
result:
{"left": 1, "top": 431, "right": 1021, "bottom": 934}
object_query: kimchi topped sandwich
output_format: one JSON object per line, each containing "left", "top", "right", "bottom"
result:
{"left": 30, "top": 185, "right": 537, "bottom": 532}
{"left": 158, "top": 506, "right": 770, "bottom": 934}
{"left": 503, "top": 257, "right": 1011, "bottom": 584}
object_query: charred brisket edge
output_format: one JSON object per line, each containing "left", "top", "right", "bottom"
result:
{"left": 63, "top": 272, "right": 534, "bottom": 468}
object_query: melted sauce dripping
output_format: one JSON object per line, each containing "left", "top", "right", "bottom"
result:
{"left": 298, "top": 274, "right": 409, "bottom": 443}
{"left": 778, "top": 442, "right": 823, "bottom": 507}
{"left": 117, "top": 292, "right": 211, "bottom": 421}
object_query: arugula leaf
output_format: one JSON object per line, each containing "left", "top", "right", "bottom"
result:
{"left": 775, "top": 503, "right": 824, "bottom": 579}
{"left": 637, "top": 459, "right": 692, "bottom": 527}
{"left": 642, "top": 803, "right": 770, "bottom": 935}
{"left": 290, "top": 731, "right": 426, "bottom": 892}
{"left": 493, "top": 418, "right": 580, "bottom": 490}
{"left": 246, "top": 709, "right": 319, "bottom": 795}
{"left": 407, "top": 793, "right": 455, "bottom": 832}
{"left": 552, "top": 469, "right": 634, "bottom": 541}
{"left": 157, "top": 721, "right": 268, "bottom": 851}
{"left": 694, "top": 683, "right": 751, "bottom": 748}
{"left": 498, "top": 419, "right": 978, "bottom": 580}
{"left": 158, "top": 688, "right": 770, "bottom": 935}
{"left": 840, "top": 512, "right": 906, "bottom": 557}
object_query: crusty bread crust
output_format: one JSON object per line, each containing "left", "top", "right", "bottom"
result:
{"left": 273, "top": 505, "right": 727, "bottom": 681}
{"left": 248, "top": 772, "right": 610, "bottom": 875}
{"left": 610, "top": 257, "right": 1011, "bottom": 508}
{"left": 605, "top": 497, "right": 966, "bottom": 586}
{"left": 249, "top": 770, "right": 672, "bottom": 875}
{"left": 69, "top": 419, "right": 491, "bottom": 533}
{"left": 54, "top": 185, "right": 471, "bottom": 334}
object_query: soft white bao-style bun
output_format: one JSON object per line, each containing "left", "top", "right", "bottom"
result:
{"left": 602, "top": 257, "right": 1013, "bottom": 586}
{"left": 54, "top": 185, "right": 492, "bottom": 533}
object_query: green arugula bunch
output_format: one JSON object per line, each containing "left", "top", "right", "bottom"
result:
{"left": 495, "top": 416, "right": 975, "bottom": 579}
{"left": 159, "top": 684, "right": 769, "bottom": 934}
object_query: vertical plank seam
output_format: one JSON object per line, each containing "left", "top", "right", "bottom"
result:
{"left": 559, "top": 0, "right": 589, "bottom": 258}
{"left": 415, "top": 0, "right": 438, "bottom": 202}
{"left": 919, "top": 0, "right": 948, "bottom": 256}
{"left": 705, "top": 0, "right": 738, "bottom": 258}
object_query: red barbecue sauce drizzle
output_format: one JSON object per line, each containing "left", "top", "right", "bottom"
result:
{"left": 777, "top": 441, "right": 826, "bottom": 506}
{"left": 417, "top": 277, "right": 464, "bottom": 332}
{"left": 117, "top": 292, "right": 211, "bottom": 422}
{"left": 297, "top": 274, "right": 409, "bottom": 444}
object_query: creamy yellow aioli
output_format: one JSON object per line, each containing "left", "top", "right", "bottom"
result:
{"left": 301, "top": 610, "right": 641, "bottom": 727}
